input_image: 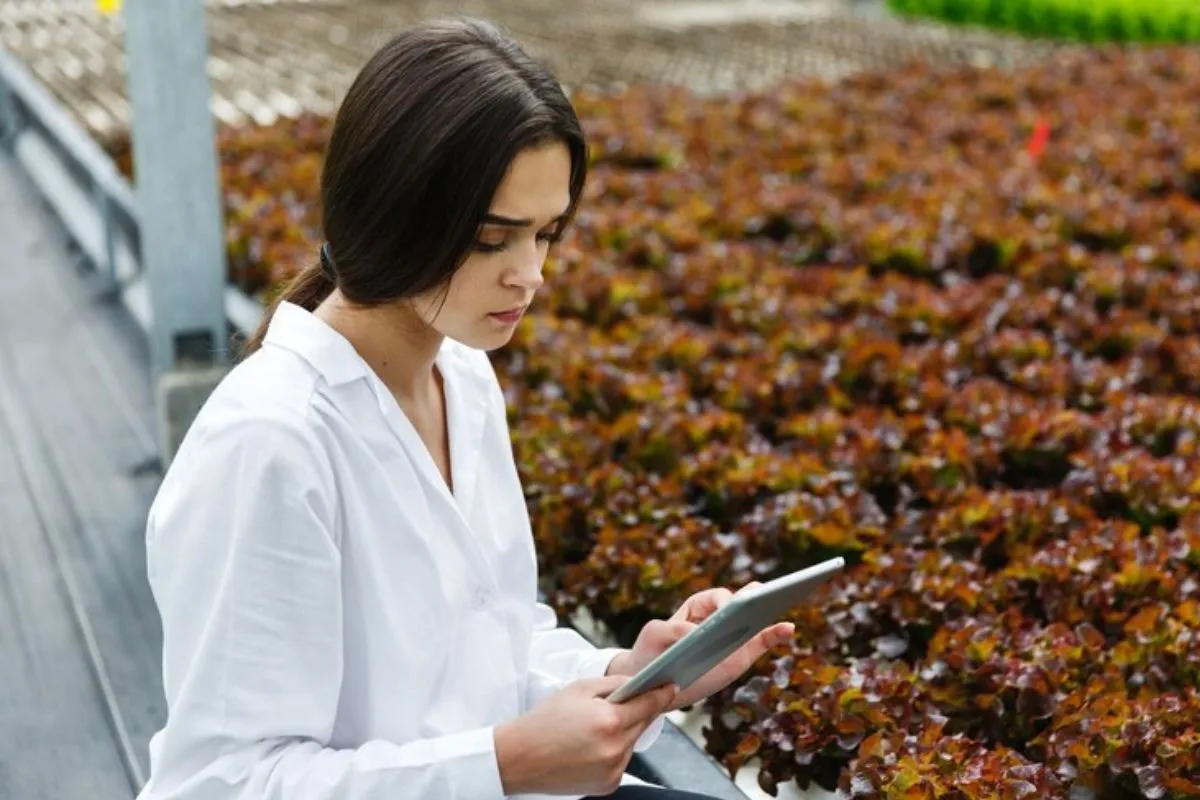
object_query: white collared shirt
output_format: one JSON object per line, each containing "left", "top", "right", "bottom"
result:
{"left": 137, "top": 301, "right": 662, "bottom": 800}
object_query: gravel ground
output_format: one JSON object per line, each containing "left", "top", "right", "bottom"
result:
{"left": 0, "top": 0, "right": 1070, "bottom": 141}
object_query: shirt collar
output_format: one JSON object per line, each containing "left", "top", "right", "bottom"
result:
{"left": 261, "top": 301, "right": 373, "bottom": 387}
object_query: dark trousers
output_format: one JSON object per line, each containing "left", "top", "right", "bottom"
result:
{"left": 583, "top": 787, "right": 721, "bottom": 799}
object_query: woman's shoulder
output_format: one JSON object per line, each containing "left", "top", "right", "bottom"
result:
{"left": 219, "top": 343, "right": 329, "bottom": 415}
{"left": 171, "top": 347, "right": 335, "bottom": 473}
{"left": 146, "top": 352, "right": 342, "bottom": 575}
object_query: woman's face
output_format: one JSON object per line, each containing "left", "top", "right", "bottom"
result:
{"left": 411, "top": 141, "right": 572, "bottom": 351}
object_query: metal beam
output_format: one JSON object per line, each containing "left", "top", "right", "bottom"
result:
{"left": 14, "top": 128, "right": 152, "bottom": 329}
{"left": 122, "top": 0, "right": 228, "bottom": 376}
{"left": 630, "top": 723, "right": 751, "bottom": 800}
{"left": 0, "top": 65, "right": 16, "bottom": 146}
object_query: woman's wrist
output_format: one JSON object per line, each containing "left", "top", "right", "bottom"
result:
{"left": 494, "top": 720, "right": 538, "bottom": 795}
{"left": 604, "top": 649, "right": 636, "bottom": 677}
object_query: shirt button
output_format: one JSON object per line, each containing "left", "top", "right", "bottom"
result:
{"left": 472, "top": 586, "right": 491, "bottom": 609}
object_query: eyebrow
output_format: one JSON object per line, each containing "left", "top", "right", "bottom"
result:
{"left": 482, "top": 212, "right": 569, "bottom": 228}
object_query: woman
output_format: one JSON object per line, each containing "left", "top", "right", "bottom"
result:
{"left": 138, "top": 17, "right": 793, "bottom": 800}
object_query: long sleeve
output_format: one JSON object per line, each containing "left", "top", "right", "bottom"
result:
{"left": 139, "top": 413, "right": 505, "bottom": 800}
{"left": 528, "top": 602, "right": 626, "bottom": 684}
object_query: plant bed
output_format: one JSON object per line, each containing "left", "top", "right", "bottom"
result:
{"left": 887, "top": 0, "right": 1200, "bottom": 44}
{"left": 109, "top": 45, "right": 1200, "bottom": 797}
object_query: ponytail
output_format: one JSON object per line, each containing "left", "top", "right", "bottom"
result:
{"left": 240, "top": 259, "right": 335, "bottom": 359}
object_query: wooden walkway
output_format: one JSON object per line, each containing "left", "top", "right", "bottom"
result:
{"left": 0, "top": 149, "right": 163, "bottom": 798}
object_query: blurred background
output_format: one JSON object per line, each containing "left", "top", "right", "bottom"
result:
{"left": 3, "top": 1, "right": 1200, "bottom": 799}
{"left": 2, "top": 0, "right": 1062, "bottom": 141}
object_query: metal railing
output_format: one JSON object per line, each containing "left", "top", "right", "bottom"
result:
{"left": 0, "top": 45, "right": 263, "bottom": 342}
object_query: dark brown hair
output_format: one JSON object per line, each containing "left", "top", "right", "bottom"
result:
{"left": 241, "top": 16, "right": 588, "bottom": 356}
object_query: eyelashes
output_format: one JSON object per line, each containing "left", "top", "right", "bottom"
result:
{"left": 473, "top": 230, "right": 562, "bottom": 254}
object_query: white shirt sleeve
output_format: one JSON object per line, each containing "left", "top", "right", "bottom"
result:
{"left": 141, "top": 414, "right": 506, "bottom": 800}
{"left": 528, "top": 601, "right": 625, "bottom": 683}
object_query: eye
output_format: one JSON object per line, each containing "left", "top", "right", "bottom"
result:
{"left": 472, "top": 239, "right": 507, "bottom": 253}
{"left": 474, "top": 228, "right": 562, "bottom": 253}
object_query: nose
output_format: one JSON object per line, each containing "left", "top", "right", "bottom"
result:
{"left": 503, "top": 241, "right": 545, "bottom": 293}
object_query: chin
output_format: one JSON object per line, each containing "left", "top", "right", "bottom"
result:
{"left": 451, "top": 328, "right": 516, "bottom": 353}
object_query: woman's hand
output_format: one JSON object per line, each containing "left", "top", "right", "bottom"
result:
{"left": 494, "top": 675, "right": 677, "bottom": 796}
{"left": 607, "top": 584, "right": 794, "bottom": 710}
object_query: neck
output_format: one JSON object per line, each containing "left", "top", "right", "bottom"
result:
{"left": 313, "top": 289, "right": 444, "bottom": 401}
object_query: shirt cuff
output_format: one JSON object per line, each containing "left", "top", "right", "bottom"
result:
{"left": 435, "top": 725, "right": 506, "bottom": 800}
{"left": 633, "top": 714, "right": 666, "bottom": 753}
{"left": 575, "top": 646, "right": 627, "bottom": 681}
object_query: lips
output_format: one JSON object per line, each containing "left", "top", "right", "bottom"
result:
{"left": 489, "top": 306, "right": 527, "bottom": 324}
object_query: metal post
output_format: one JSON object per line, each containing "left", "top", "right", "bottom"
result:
{"left": 0, "top": 62, "right": 17, "bottom": 148}
{"left": 96, "top": 189, "right": 118, "bottom": 283}
{"left": 122, "top": 0, "right": 230, "bottom": 462}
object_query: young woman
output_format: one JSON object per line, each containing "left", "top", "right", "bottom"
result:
{"left": 137, "top": 17, "right": 793, "bottom": 800}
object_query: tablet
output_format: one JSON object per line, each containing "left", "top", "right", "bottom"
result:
{"left": 606, "top": 557, "right": 845, "bottom": 704}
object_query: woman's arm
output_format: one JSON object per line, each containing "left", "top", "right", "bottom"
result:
{"left": 140, "top": 414, "right": 504, "bottom": 800}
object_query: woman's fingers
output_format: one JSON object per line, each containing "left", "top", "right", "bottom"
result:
{"left": 679, "top": 587, "right": 734, "bottom": 622}
{"left": 643, "top": 618, "right": 697, "bottom": 648}
{"left": 672, "top": 619, "right": 698, "bottom": 641}
{"left": 760, "top": 622, "right": 794, "bottom": 651}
